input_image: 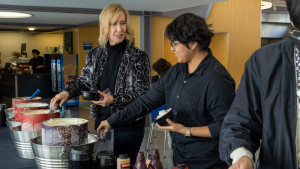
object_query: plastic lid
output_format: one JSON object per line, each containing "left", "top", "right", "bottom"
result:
{"left": 70, "top": 146, "right": 89, "bottom": 154}
{"left": 119, "top": 154, "right": 129, "bottom": 159}
{"left": 97, "top": 150, "right": 115, "bottom": 159}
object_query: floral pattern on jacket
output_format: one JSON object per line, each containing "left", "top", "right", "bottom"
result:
{"left": 64, "top": 41, "right": 151, "bottom": 117}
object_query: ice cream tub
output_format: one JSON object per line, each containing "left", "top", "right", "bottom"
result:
{"left": 42, "top": 118, "right": 88, "bottom": 146}
{"left": 12, "top": 96, "right": 42, "bottom": 112}
{"left": 21, "top": 109, "right": 61, "bottom": 132}
{"left": 15, "top": 102, "right": 48, "bottom": 122}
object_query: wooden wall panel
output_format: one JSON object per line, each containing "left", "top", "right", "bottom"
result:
{"left": 151, "top": 17, "right": 175, "bottom": 75}
{"left": 210, "top": 33, "right": 229, "bottom": 68}
{"left": 152, "top": 0, "right": 261, "bottom": 87}
{"left": 206, "top": 0, "right": 261, "bottom": 87}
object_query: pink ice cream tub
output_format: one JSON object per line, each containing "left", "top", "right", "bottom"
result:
{"left": 12, "top": 97, "right": 42, "bottom": 121}
{"left": 21, "top": 109, "right": 61, "bottom": 132}
{"left": 14, "top": 102, "right": 48, "bottom": 122}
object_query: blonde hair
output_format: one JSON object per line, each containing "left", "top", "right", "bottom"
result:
{"left": 98, "top": 4, "right": 134, "bottom": 47}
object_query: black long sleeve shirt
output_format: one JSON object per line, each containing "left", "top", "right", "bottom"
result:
{"left": 107, "top": 49, "right": 235, "bottom": 169}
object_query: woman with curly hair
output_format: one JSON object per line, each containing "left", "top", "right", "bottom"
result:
{"left": 98, "top": 13, "right": 235, "bottom": 169}
{"left": 151, "top": 58, "right": 172, "bottom": 86}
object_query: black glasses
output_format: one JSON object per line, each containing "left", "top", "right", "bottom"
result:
{"left": 170, "top": 41, "right": 180, "bottom": 48}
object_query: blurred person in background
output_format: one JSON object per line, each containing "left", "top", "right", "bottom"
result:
{"left": 29, "top": 49, "right": 44, "bottom": 73}
{"left": 151, "top": 58, "right": 172, "bottom": 87}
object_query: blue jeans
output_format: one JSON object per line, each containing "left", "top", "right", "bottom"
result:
{"left": 114, "top": 128, "right": 145, "bottom": 168}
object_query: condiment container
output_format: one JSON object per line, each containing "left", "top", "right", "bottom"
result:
{"left": 133, "top": 152, "right": 147, "bottom": 169}
{"left": 117, "top": 154, "right": 130, "bottom": 169}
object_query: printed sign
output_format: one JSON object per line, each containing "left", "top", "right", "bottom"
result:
{"left": 83, "top": 42, "right": 93, "bottom": 50}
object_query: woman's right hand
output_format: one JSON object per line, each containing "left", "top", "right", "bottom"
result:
{"left": 229, "top": 156, "right": 254, "bottom": 169}
{"left": 50, "top": 91, "right": 69, "bottom": 107}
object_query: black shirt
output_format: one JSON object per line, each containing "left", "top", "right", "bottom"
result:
{"left": 97, "top": 40, "right": 126, "bottom": 129}
{"left": 107, "top": 49, "right": 235, "bottom": 169}
{"left": 28, "top": 56, "right": 44, "bottom": 73}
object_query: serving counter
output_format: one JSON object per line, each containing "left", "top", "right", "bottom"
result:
{"left": 1, "top": 73, "right": 52, "bottom": 99}
{"left": 0, "top": 127, "right": 37, "bottom": 169}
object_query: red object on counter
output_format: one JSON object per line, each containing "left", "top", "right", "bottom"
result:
{"left": 14, "top": 102, "right": 48, "bottom": 122}
{"left": 174, "top": 164, "right": 188, "bottom": 169}
{"left": 133, "top": 152, "right": 148, "bottom": 169}
{"left": 12, "top": 97, "right": 42, "bottom": 121}
{"left": 149, "top": 149, "right": 163, "bottom": 169}
{"left": 21, "top": 109, "right": 60, "bottom": 132}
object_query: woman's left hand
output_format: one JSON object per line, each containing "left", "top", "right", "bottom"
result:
{"left": 156, "top": 118, "right": 186, "bottom": 135}
{"left": 92, "top": 90, "right": 113, "bottom": 107}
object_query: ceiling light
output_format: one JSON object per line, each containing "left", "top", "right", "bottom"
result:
{"left": 28, "top": 27, "right": 35, "bottom": 31}
{"left": 0, "top": 12, "right": 32, "bottom": 18}
{"left": 261, "top": 1, "right": 272, "bottom": 10}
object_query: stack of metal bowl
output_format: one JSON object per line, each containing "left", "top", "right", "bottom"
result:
{"left": 10, "top": 125, "right": 41, "bottom": 159}
{"left": 31, "top": 134, "right": 99, "bottom": 169}
{"left": 6, "top": 116, "right": 22, "bottom": 129}
{"left": 5, "top": 108, "right": 14, "bottom": 118}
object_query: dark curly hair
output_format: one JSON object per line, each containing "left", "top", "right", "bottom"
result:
{"left": 152, "top": 58, "right": 172, "bottom": 77}
{"left": 32, "top": 49, "right": 40, "bottom": 55}
{"left": 165, "top": 13, "right": 214, "bottom": 51}
{"left": 286, "top": 0, "right": 300, "bottom": 30}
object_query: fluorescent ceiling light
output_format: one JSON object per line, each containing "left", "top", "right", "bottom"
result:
{"left": 261, "top": 1, "right": 272, "bottom": 10}
{"left": 28, "top": 27, "right": 35, "bottom": 31}
{"left": 0, "top": 12, "right": 32, "bottom": 18}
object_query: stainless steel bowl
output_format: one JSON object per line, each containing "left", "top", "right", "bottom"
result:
{"left": 10, "top": 125, "right": 41, "bottom": 159}
{"left": 5, "top": 108, "right": 14, "bottom": 118}
{"left": 31, "top": 134, "right": 99, "bottom": 169}
{"left": 6, "top": 116, "right": 21, "bottom": 129}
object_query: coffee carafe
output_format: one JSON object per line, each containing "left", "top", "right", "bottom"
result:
{"left": 96, "top": 150, "right": 116, "bottom": 169}
{"left": 68, "top": 146, "right": 92, "bottom": 169}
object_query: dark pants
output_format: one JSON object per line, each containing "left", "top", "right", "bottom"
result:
{"left": 114, "top": 128, "right": 145, "bottom": 168}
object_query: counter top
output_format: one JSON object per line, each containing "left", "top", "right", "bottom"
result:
{"left": 0, "top": 127, "right": 37, "bottom": 169}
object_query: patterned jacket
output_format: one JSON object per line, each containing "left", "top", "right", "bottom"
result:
{"left": 65, "top": 41, "right": 151, "bottom": 117}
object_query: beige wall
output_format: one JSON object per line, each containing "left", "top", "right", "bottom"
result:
{"left": 151, "top": 0, "right": 261, "bottom": 87}
{"left": 0, "top": 32, "right": 63, "bottom": 67}
{"left": 206, "top": 0, "right": 261, "bottom": 87}
{"left": 151, "top": 17, "right": 175, "bottom": 75}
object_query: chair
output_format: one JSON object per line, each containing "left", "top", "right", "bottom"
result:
{"left": 146, "top": 104, "right": 168, "bottom": 158}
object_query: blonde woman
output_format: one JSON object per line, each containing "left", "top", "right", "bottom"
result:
{"left": 50, "top": 4, "right": 150, "bottom": 166}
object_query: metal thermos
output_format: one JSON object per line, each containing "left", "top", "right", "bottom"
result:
{"left": 96, "top": 150, "right": 116, "bottom": 169}
{"left": 68, "top": 146, "right": 92, "bottom": 169}
{"left": 0, "top": 104, "right": 7, "bottom": 127}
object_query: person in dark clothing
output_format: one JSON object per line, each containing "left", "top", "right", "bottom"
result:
{"left": 98, "top": 13, "right": 235, "bottom": 169}
{"left": 151, "top": 58, "right": 172, "bottom": 87}
{"left": 50, "top": 4, "right": 150, "bottom": 167}
{"left": 219, "top": 0, "right": 300, "bottom": 169}
{"left": 28, "top": 49, "right": 44, "bottom": 73}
